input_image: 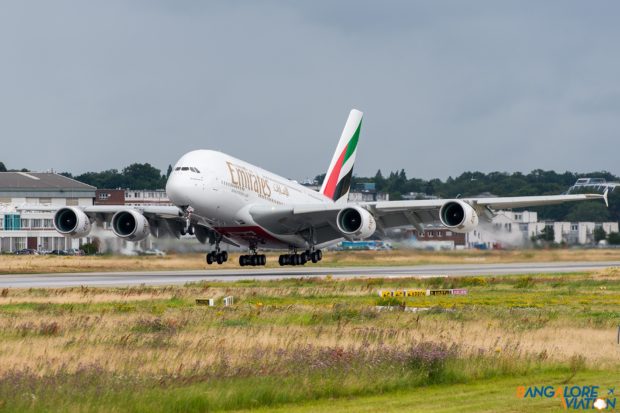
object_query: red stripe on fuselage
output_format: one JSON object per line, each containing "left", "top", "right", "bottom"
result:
{"left": 323, "top": 145, "right": 347, "bottom": 199}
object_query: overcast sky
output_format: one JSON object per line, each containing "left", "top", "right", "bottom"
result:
{"left": 1, "top": 1, "right": 618, "bottom": 180}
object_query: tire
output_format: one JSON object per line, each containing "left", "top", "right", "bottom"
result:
{"left": 216, "top": 253, "right": 224, "bottom": 264}
{"left": 180, "top": 228, "right": 187, "bottom": 236}
{"left": 206, "top": 253, "right": 213, "bottom": 265}
{"left": 278, "top": 255, "right": 285, "bottom": 266}
{"left": 316, "top": 250, "right": 323, "bottom": 261}
{"left": 299, "top": 254, "right": 307, "bottom": 265}
{"left": 239, "top": 255, "right": 246, "bottom": 266}
{"left": 260, "top": 255, "right": 266, "bottom": 266}
{"left": 250, "top": 255, "right": 258, "bottom": 266}
{"left": 188, "top": 226, "right": 195, "bottom": 236}
{"left": 221, "top": 251, "right": 228, "bottom": 262}
{"left": 311, "top": 252, "right": 318, "bottom": 263}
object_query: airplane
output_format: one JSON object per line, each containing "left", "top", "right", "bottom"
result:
{"left": 53, "top": 109, "right": 608, "bottom": 266}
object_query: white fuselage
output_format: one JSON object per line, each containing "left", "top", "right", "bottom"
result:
{"left": 165, "top": 150, "right": 335, "bottom": 249}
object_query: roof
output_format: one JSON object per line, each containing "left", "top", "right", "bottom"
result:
{"left": 0, "top": 172, "right": 95, "bottom": 191}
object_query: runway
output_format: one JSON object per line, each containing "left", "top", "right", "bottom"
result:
{"left": 0, "top": 261, "right": 618, "bottom": 288}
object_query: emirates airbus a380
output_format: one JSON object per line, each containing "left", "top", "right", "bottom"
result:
{"left": 53, "top": 110, "right": 608, "bottom": 267}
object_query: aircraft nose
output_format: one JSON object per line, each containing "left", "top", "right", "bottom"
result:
{"left": 166, "top": 174, "right": 192, "bottom": 206}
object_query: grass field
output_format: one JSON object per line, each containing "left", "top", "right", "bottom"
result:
{"left": 1, "top": 248, "right": 620, "bottom": 274}
{"left": 0, "top": 267, "right": 619, "bottom": 412}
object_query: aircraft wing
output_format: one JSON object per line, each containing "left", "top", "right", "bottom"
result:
{"left": 250, "top": 191, "right": 608, "bottom": 242}
{"left": 44, "top": 205, "right": 240, "bottom": 246}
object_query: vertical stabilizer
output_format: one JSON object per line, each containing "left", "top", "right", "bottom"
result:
{"left": 320, "top": 109, "right": 363, "bottom": 203}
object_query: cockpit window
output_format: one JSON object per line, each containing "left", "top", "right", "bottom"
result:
{"left": 189, "top": 167, "right": 197, "bottom": 172}
{"left": 194, "top": 168, "right": 201, "bottom": 173}
{"left": 181, "top": 167, "right": 189, "bottom": 171}
{"left": 175, "top": 167, "right": 181, "bottom": 171}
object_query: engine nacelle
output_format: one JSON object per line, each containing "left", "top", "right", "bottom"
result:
{"left": 111, "top": 210, "right": 150, "bottom": 242}
{"left": 439, "top": 200, "right": 479, "bottom": 233}
{"left": 336, "top": 206, "right": 377, "bottom": 240}
{"left": 53, "top": 207, "right": 92, "bottom": 238}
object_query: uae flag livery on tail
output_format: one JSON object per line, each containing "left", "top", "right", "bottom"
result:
{"left": 320, "top": 109, "right": 363, "bottom": 203}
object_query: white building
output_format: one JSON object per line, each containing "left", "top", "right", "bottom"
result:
{"left": 0, "top": 172, "right": 95, "bottom": 252}
{"left": 467, "top": 210, "right": 619, "bottom": 248}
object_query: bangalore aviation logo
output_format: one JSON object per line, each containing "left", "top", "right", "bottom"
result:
{"left": 516, "top": 385, "right": 616, "bottom": 410}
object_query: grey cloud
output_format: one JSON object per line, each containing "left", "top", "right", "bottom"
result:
{"left": 0, "top": 1, "right": 618, "bottom": 181}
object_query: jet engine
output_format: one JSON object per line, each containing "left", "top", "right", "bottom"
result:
{"left": 53, "top": 207, "right": 92, "bottom": 237}
{"left": 439, "top": 200, "right": 479, "bottom": 233}
{"left": 111, "top": 210, "right": 150, "bottom": 242}
{"left": 336, "top": 206, "right": 377, "bottom": 240}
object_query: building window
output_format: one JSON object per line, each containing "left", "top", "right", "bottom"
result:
{"left": 31, "top": 219, "right": 42, "bottom": 228}
{"left": 445, "top": 231, "right": 452, "bottom": 236}
{"left": 3, "top": 214, "right": 21, "bottom": 230}
{"left": 14, "top": 237, "right": 26, "bottom": 250}
{"left": 98, "top": 193, "right": 110, "bottom": 200}
{"left": 571, "top": 224, "right": 578, "bottom": 231}
{"left": 44, "top": 219, "right": 53, "bottom": 228}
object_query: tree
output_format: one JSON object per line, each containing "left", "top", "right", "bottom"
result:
{"left": 314, "top": 173, "right": 326, "bottom": 186}
{"left": 593, "top": 226, "right": 607, "bottom": 243}
{"left": 608, "top": 232, "right": 620, "bottom": 245}
{"left": 565, "top": 203, "right": 610, "bottom": 222}
{"left": 540, "top": 225, "right": 555, "bottom": 242}
{"left": 374, "top": 170, "right": 385, "bottom": 191}
{"left": 122, "top": 163, "right": 165, "bottom": 189}
{"left": 0, "top": 162, "right": 6, "bottom": 172}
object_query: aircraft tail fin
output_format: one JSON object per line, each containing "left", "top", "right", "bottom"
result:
{"left": 320, "top": 109, "right": 363, "bottom": 203}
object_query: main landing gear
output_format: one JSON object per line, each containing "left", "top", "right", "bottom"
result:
{"left": 278, "top": 249, "right": 322, "bottom": 266}
{"left": 239, "top": 254, "right": 267, "bottom": 266}
{"left": 239, "top": 243, "right": 267, "bottom": 267}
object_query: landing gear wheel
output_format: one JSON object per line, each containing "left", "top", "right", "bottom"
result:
{"left": 316, "top": 250, "right": 323, "bottom": 261}
{"left": 299, "top": 254, "right": 307, "bottom": 265}
{"left": 311, "top": 252, "right": 318, "bottom": 263}
{"left": 221, "top": 251, "right": 228, "bottom": 262}
{"left": 260, "top": 255, "right": 266, "bottom": 266}
{"left": 206, "top": 252, "right": 214, "bottom": 265}
{"left": 216, "top": 253, "right": 224, "bottom": 264}
{"left": 188, "top": 226, "right": 195, "bottom": 236}
{"left": 239, "top": 255, "right": 246, "bottom": 266}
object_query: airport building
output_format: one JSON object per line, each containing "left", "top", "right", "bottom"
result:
{"left": 95, "top": 189, "right": 171, "bottom": 206}
{"left": 466, "top": 210, "right": 619, "bottom": 249}
{"left": 0, "top": 172, "right": 96, "bottom": 252}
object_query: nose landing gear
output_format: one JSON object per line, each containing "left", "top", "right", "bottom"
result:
{"left": 205, "top": 233, "right": 227, "bottom": 265}
{"left": 206, "top": 249, "right": 228, "bottom": 265}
